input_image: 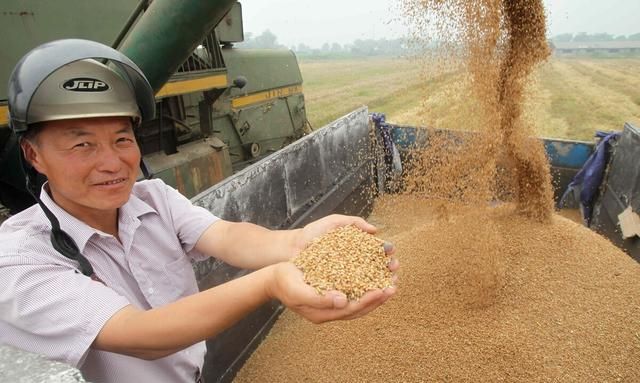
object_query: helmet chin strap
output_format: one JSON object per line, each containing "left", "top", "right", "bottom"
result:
{"left": 134, "top": 117, "right": 153, "bottom": 180}
{"left": 139, "top": 157, "right": 153, "bottom": 180}
{"left": 18, "top": 143, "right": 95, "bottom": 277}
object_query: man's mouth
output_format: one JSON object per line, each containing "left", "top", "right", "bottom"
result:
{"left": 95, "top": 178, "right": 127, "bottom": 186}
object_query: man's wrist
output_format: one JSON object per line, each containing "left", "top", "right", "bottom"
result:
{"left": 286, "top": 228, "right": 305, "bottom": 260}
{"left": 262, "top": 263, "right": 280, "bottom": 301}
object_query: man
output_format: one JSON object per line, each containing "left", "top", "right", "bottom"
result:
{"left": 0, "top": 40, "right": 398, "bottom": 382}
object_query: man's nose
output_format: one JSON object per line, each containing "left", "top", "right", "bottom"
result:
{"left": 95, "top": 145, "right": 122, "bottom": 172}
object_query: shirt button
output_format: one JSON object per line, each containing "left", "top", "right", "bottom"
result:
{"left": 147, "top": 287, "right": 154, "bottom": 294}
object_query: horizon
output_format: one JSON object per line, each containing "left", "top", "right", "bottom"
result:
{"left": 239, "top": 0, "right": 640, "bottom": 49}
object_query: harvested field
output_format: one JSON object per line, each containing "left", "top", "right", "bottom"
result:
{"left": 529, "top": 58, "right": 640, "bottom": 140}
{"left": 234, "top": 196, "right": 640, "bottom": 382}
{"left": 299, "top": 57, "right": 424, "bottom": 129}
{"left": 300, "top": 57, "right": 640, "bottom": 141}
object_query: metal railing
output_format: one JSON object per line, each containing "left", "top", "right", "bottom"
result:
{"left": 176, "top": 30, "right": 226, "bottom": 73}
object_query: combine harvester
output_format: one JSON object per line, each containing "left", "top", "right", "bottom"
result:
{"left": 0, "top": 0, "right": 308, "bottom": 216}
{"left": 1, "top": 1, "right": 638, "bottom": 382}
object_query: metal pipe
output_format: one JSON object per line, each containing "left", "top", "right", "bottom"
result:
{"left": 111, "top": 0, "right": 149, "bottom": 49}
{"left": 119, "top": 0, "right": 235, "bottom": 93}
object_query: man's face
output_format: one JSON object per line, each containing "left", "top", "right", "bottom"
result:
{"left": 22, "top": 116, "right": 140, "bottom": 214}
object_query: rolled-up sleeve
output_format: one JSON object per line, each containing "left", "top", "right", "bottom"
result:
{"left": 162, "top": 182, "right": 219, "bottom": 261}
{"left": 0, "top": 258, "right": 130, "bottom": 368}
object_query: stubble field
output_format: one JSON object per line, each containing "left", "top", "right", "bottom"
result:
{"left": 300, "top": 56, "right": 640, "bottom": 141}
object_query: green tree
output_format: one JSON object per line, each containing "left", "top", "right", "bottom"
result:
{"left": 254, "top": 30, "right": 280, "bottom": 48}
{"left": 573, "top": 32, "right": 590, "bottom": 42}
{"left": 552, "top": 33, "right": 573, "bottom": 42}
{"left": 241, "top": 30, "right": 283, "bottom": 49}
{"left": 592, "top": 33, "right": 614, "bottom": 41}
{"left": 296, "top": 43, "right": 311, "bottom": 53}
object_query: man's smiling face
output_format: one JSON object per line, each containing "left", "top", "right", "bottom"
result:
{"left": 22, "top": 116, "right": 140, "bottom": 216}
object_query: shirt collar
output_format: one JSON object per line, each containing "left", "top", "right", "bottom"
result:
{"left": 38, "top": 182, "right": 157, "bottom": 252}
{"left": 118, "top": 190, "right": 157, "bottom": 224}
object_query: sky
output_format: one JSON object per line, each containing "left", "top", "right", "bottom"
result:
{"left": 239, "top": 0, "right": 640, "bottom": 48}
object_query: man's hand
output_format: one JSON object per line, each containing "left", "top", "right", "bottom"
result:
{"left": 294, "top": 214, "right": 379, "bottom": 255}
{"left": 266, "top": 242, "right": 399, "bottom": 324}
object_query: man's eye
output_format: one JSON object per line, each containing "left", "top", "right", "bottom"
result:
{"left": 116, "top": 137, "right": 134, "bottom": 144}
{"left": 73, "top": 142, "right": 91, "bottom": 149}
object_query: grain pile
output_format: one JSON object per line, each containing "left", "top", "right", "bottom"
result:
{"left": 293, "top": 225, "right": 392, "bottom": 300}
{"left": 235, "top": 198, "right": 640, "bottom": 382}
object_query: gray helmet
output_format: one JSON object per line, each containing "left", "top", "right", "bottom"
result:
{"left": 7, "top": 39, "right": 156, "bottom": 134}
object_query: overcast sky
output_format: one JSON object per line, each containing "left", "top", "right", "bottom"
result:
{"left": 239, "top": 0, "right": 640, "bottom": 48}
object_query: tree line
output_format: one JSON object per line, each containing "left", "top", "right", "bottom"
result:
{"left": 236, "top": 30, "right": 640, "bottom": 57}
{"left": 236, "top": 30, "right": 409, "bottom": 57}
{"left": 552, "top": 32, "right": 640, "bottom": 42}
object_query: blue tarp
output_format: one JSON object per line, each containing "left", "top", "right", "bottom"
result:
{"left": 371, "top": 113, "right": 402, "bottom": 175}
{"left": 559, "top": 131, "right": 620, "bottom": 225}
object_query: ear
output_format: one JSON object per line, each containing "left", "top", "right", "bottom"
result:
{"left": 20, "top": 139, "right": 47, "bottom": 175}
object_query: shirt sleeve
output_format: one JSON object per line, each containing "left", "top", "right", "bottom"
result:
{"left": 162, "top": 182, "right": 220, "bottom": 261}
{"left": 0, "top": 258, "right": 131, "bottom": 368}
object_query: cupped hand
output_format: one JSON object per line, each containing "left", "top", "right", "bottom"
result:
{"left": 267, "top": 261, "right": 398, "bottom": 324}
{"left": 295, "top": 214, "right": 375, "bottom": 251}
{"left": 293, "top": 213, "right": 398, "bottom": 269}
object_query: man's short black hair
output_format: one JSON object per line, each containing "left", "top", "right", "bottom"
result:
{"left": 20, "top": 122, "right": 45, "bottom": 144}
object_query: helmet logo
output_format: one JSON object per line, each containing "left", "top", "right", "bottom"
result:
{"left": 62, "top": 78, "right": 109, "bottom": 92}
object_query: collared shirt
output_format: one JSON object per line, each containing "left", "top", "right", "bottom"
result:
{"left": 0, "top": 179, "right": 219, "bottom": 383}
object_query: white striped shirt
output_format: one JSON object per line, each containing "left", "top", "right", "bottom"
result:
{"left": 0, "top": 179, "right": 219, "bottom": 382}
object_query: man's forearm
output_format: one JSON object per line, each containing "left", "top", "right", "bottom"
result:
{"left": 94, "top": 265, "right": 275, "bottom": 359}
{"left": 196, "top": 221, "right": 302, "bottom": 269}
{"left": 195, "top": 214, "right": 380, "bottom": 270}
{"left": 227, "top": 223, "right": 302, "bottom": 267}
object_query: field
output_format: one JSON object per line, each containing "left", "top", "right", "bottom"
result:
{"left": 299, "top": 56, "right": 640, "bottom": 141}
